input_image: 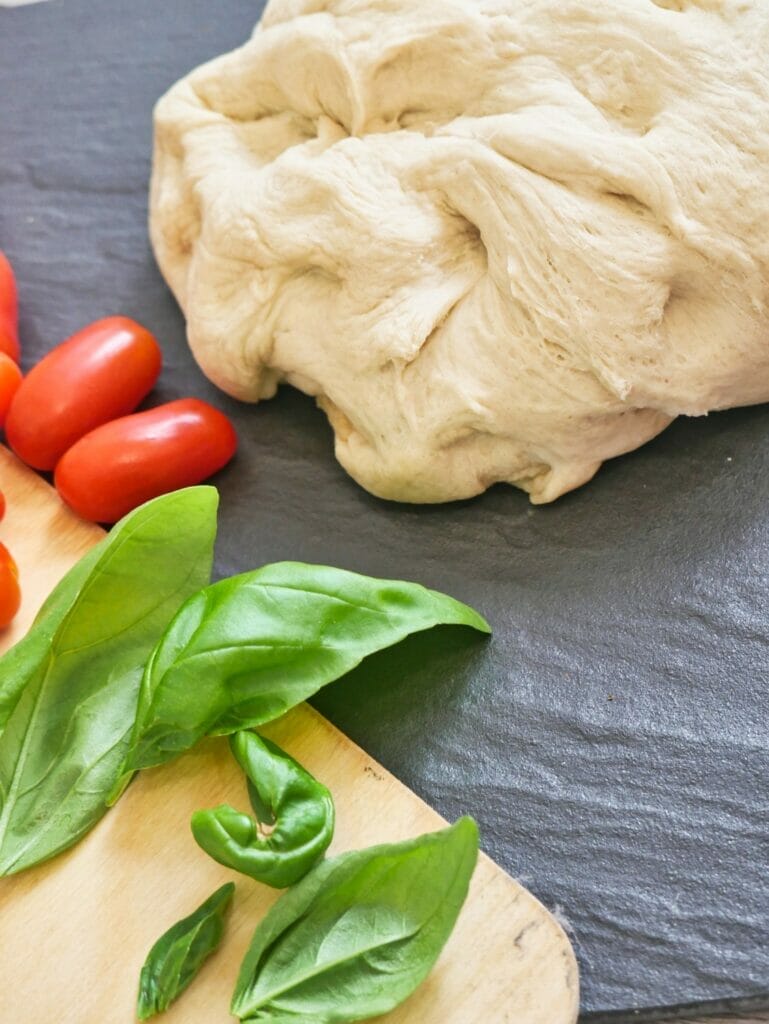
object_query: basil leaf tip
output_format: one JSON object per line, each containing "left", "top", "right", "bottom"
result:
{"left": 137, "top": 881, "right": 235, "bottom": 1020}
{"left": 231, "top": 816, "right": 479, "bottom": 1023}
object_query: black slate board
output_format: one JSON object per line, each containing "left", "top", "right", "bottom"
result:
{"left": 2, "top": 0, "right": 768, "bottom": 1015}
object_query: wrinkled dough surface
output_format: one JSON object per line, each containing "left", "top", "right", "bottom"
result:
{"left": 150, "top": 0, "right": 769, "bottom": 503}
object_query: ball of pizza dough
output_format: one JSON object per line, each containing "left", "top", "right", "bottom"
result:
{"left": 149, "top": 0, "right": 769, "bottom": 503}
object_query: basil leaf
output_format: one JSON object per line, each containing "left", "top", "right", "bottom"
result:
{"left": 137, "top": 881, "right": 235, "bottom": 1020}
{"left": 191, "top": 732, "right": 335, "bottom": 888}
{"left": 0, "top": 544, "right": 104, "bottom": 734}
{"left": 124, "top": 564, "right": 490, "bottom": 772}
{"left": 0, "top": 486, "right": 218, "bottom": 876}
{"left": 231, "top": 817, "right": 479, "bottom": 1023}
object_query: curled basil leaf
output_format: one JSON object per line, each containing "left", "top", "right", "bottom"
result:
{"left": 191, "top": 731, "right": 334, "bottom": 888}
{"left": 123, "top": 563, "right": 490, "bottom": 772}
{"left": 137, "top": 881, "right": 235, "bottom": 1020}
{"left": 0, "top": 487, "right": 218, "bottom": 876}
{"left": 231, "top": 817, "right": 479, "bottom": 1023}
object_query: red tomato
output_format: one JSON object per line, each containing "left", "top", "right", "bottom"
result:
{"left": 0, "top": 490, "right": 5, "bottom": 523}
{"left": 0, "top": 542, "right": 21, "bottom": 629}
{"left": 5, "top": 316, "right": 162, "bottom": 470}
{"left": 54, "top": 398, "right": 237, "bottom": 523}
{"left": 0, "top": 353, "right": 22, "bottom": 428}
{"left": 0, "top": 251, "right": 19, "bottom": 363}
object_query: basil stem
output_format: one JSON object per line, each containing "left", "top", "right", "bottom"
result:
{"left": 137, "top": 881, "right": 235, "bottom": 1020}
{"left": 123, "top": 563, "right": 490, "bottom": 773}
{"left": 0, "top": 487, "right": 218, "bottom": 876}
{"left": 191, "top": 731, "right": 334, "bottom": 888}
{"left": 231, "top": 817, "right": 479, "bottom": 1023}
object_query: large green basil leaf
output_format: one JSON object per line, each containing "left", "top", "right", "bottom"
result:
{"left": 123, "top": 564, "right": 490, "bottom": 772}
{"left": 0, "top": 486, "right": 218, "bottom": 876}
{"left": 137, "top": 881, "right": 235, "bottom": 1020}
{"left": 231, "top": 817, "right": 479, "bottom": 1022}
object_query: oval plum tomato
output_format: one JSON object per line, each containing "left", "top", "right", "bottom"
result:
{"left": 54, "top": 397, "right": 237, "bottom": 523}
{"left": 5, "top": 316, "right": 162, "bottom": 470}
{"left": 0, "top": 353, "right": 22, "bottom": 428}
{"left": 0, "top": 251, "right": 19, "bottom": 363}
{"left": 0, "top": 542, "right": 21, "bottom": 629}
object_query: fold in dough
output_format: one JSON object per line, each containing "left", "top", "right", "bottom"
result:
{"left": 149, "top": 0, "right": 769, "bottom": 503}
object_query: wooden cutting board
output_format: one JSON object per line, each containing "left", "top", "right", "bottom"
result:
{"left": 0, "top": 446, "right": 579, "bottom": 1024}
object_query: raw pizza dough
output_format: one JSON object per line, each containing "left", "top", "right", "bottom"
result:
{"left": 149, "top": 0, "right": 769, "bottom": 503}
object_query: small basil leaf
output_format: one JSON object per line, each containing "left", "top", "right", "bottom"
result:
{"left": 137, "top": 881, "right": 235, "bottom": 1020}
{"left": 0, "top": 487, "right": 218, "bottom": 876}
{"left": 191, "top": 732, "right": 334, "bottom": 888}
{"left": 231, "top": 817, "right": 479, "bottom": 1023}
{"left": 124, "top": 564, "right": 490, "bottom": 771}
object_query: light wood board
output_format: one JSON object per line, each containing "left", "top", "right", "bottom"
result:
{"left": 0, "top": 446, "right": 579, "bottom": 1024}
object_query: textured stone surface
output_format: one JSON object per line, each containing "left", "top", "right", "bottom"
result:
{"left": 1, "top": 0, "right": 767, "bottom": 1016}
{"left": 584, "top": 1003, "right": 769, "bottom": 1024}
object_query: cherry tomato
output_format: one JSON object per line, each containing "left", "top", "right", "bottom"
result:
{"left": 0, "top": 353, "right": 22, "bottom": 428}
{"left": 54, "top": 397, "right": 237, "bottom": 523}
{"left": 0, "top": 541, "right": 21, "bottom": 629}
{"left": 0, "top": 251, "right": 19, "bottom": 363}
{"left": 5, "top": 316, "right": 162, "bottom": 470}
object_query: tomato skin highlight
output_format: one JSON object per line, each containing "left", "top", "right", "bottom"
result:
{"left": 5, "top": 316, "right": 162, "bottom": 470}
{"left": 0, "top": 541, "right": 21, "bottom": 629}
{"left": 54, "top": 398, "right": 237, "bottom": 523}
{"left": 0, "top": 354, "right": 22, "bottom": 428}
{"left": 0, "top": 251, "right": 20, "bottom": 363}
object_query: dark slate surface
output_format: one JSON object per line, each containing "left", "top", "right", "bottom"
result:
{"left": 2, "top": 0, "right": 768, "bottom": 1015}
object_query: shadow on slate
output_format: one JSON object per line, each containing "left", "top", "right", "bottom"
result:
{"left": 2, "top": 0, "right": 768, "bottom": 1015}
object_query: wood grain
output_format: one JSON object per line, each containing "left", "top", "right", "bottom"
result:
{"left": 0, "top": 446, "right": 579, "bottom": 1023}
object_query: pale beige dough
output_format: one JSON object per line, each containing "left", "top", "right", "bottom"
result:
{"left": 149, "top": 0, "right": 769, "bottom": 503}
